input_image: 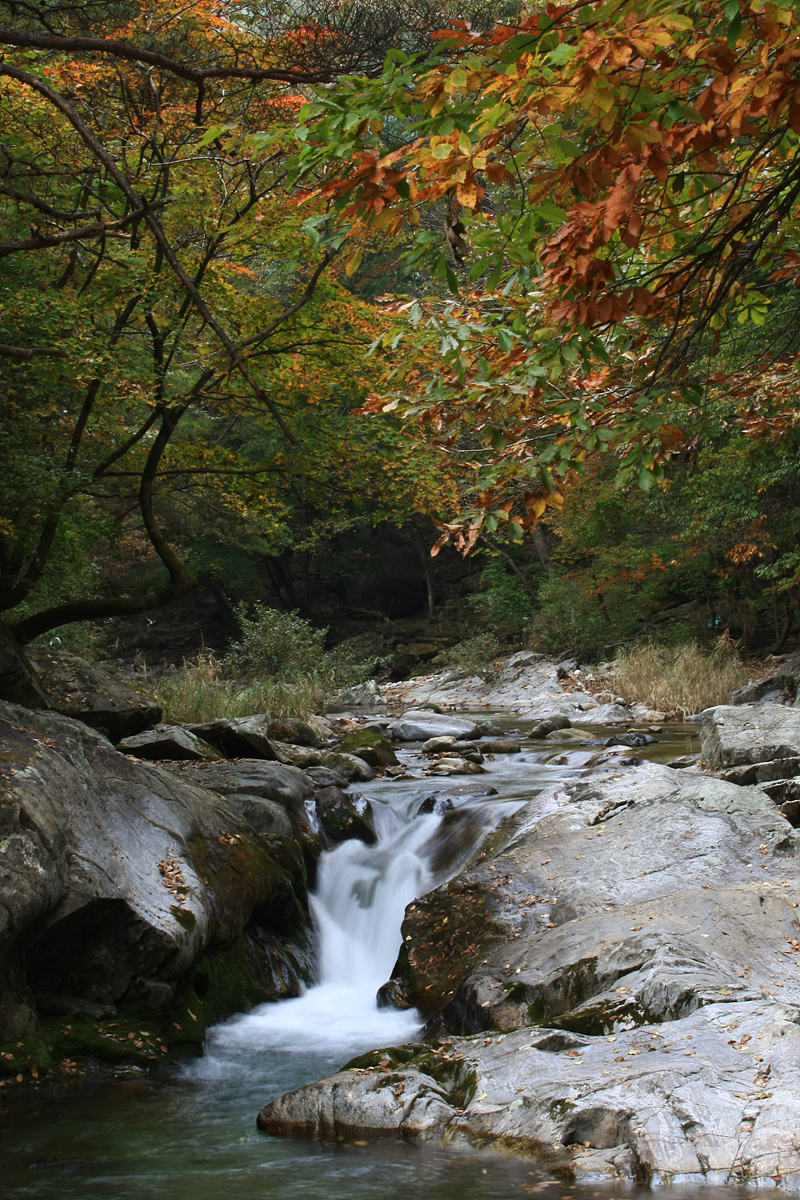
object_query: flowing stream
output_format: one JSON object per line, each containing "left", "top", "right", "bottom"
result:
{"left": 1, "top": 717, "right": 760, "bottom": 1200}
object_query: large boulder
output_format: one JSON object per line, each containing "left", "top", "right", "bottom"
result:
{"left": 0, "top": 702, "right": 311, "bottom": 1057}
{"left": 0, "top": 624, "right": 50, "bottom": 708}
{"left": 314, "top": 787, "right": 376, "bottom": 845}
{"left": 186, "top": 715, "right": 279, "bottom": 759}
{"left": 118, "top": 724, "right": 219, "bottom": 761}
{"left": 25, "top": 646, "right": 161, "bottom": 742}
{"left": 387, "top": 710, "right": 481, "bottom": 742}
{"left": 701, "top": 703, "right": 800, "bottom": 768}
{"left": 259, "top": 761, "right": 800, "bottom": 1184}
{"left": 163, "top": 758, "right": 314, "bottom": 806}
{"left": 730, "top": 654, "right": 800, "bottom": 705}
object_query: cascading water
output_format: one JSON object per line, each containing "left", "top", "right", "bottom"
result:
{"left": 195, "top": 784, "right": 520, "bottom": 1077}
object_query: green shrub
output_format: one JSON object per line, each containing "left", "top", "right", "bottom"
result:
{"left": 225, "top": 603, "right": 328, "bottom": 680}
{"left": 468, "top": 561, "right": 537, "bottom": 630}
{"left": 529, "top": 574, "right": 618, "bottom": 661}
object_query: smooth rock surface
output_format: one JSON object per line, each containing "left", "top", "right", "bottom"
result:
{"left": 186, "top": 715, "right": 279, "bottom": 760}
{"left": 701, "top": 703, "right": 800, "bottom": 768}
{"left": 26, "top": 646, "right": 161, "bottom": 742}
{"left": 387, "top": 711, "right": 481, "bottom": 742}
{"left": 261, "top": 760, "right": 800, "bottom": 1183}
{"left": 0, "top": 702, "right": 309, "bottom": 1031}
{"left": 320, "top": 751, "right": 375, "bottom": 783}
{"left": 118, "top": 724, "right": 219, "bottom": 761}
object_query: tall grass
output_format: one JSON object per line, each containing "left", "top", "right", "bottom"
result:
{"left": 146, "top": 652, "right": 338, "bottom": 724}
{"left": 606, "top": 637, "right": 749, "bottom": 716}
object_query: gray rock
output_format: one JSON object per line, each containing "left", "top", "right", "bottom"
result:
{"left": 271, "top": 741, "right": 324, "bottom": 769}
{"left": 422, "top": 735, "right": 457, "bottom": 754}
{"left": 0, "top": 624, "right": 50, "bottom": 708}
{"left": 429, "top": 756, "right": 487, "bottom": 776}
{"left": 530, "top": 715, "right": 571, "bottom": 737}
{"left": 573, "top": 703, "right": 630, "bottom": 725}
{"left": 387, "top": 710, "right": 481, "bottom": 742}
{"left": 186, "top": 715, "right": 279, "bottom": 759}
{"left": 478, "top": 739, "right": 521, "bottom": 754}
{"left": 701, "top": 703, "right": 800, "bottom": 768}
{"left": 265, "top": 717, "right": 323, "bottom": 748}
{"left": 161, "top": 758, "right": 313, "bottom": 805}
{"left": 524, "top": 695, "right": 598, "bottom": 721}
{"left": 556, "top": 659, "right": 578, "bottom": 678}
{"left": 261, "top": 761, "right": 800, "bottom": 1182}
{"left": 320, "top": 751, "right": 375, "bottom": 782}
{"left": 730, "top": 653, "right": 800, "bottom": 704}
{"left": 339, "top": 729, "right": 399, "bottom": 768}
{"left": 233, "top": 794, "right": 295, "bottom": 839}
{"left": 305, "top": 766, "right": 350, "bottom": 790}
{"left": 334, "top": 680, "right": 382, "bottom": 707}
{"left": 25, "top": 646, "right": 161, "bottom": 742}
{"left": 0, "top": 702, "right": 309, "bottom": 1027}
{"left": 259, "top": 1004, "right": 800, "bottom": 1187}
{"left": 36, "top": 990, "right": 116, "bottom": 1019}
{"left": 118, "top": 724, "right": 219, "bottom": 761}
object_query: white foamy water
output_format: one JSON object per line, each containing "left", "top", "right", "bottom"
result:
{"left": 196, "top": 786, "right": 515, "bottom": 1075}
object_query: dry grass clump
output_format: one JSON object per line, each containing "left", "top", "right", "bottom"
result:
{"left": 146, "top": 651, "right": 335, "bottom": 724}
{"left": 606, "top": 636, "right": 749, "bottom": 717}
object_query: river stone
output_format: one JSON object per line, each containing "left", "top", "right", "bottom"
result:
{"left": 320, "top": 751, "right": 375, "bottom": 782}
{"left": 271, "top": 741, "right": 324, "bottom": 769}
{"left": 530, "top": 715, "right": 571, "bottom": 737}
{"left": 338, "top": 729, "right": 399, "bottom": 768}
{"left": 572, "top": 703, "right": 630, "bottom": 725}
{"left": 422, "top": 735, "right": 457, "bottom": 754}
{"left": 118, "top": 724, "right": 219, "bottom": 761}
{"left": 314, "top": 787, "right": 376, "bottom": 845}
{"left": 388, "top": 711, "right": 481, "bottom": 741}
{"left": 25, "top": 646, "right": 161, "bottom": 742}
{"left": 232, "top": 794, "right": 295, "bottom": 839}
{"left": 0, "top": 702, "right": 308, "bottom": 1029}
{"left": 428, "top": 756, "right": 487, "bottom": 776}
{"left": 479, "top": 739, "right": 521, "bottom": 754}
{"left": 523, "top": 695, "right": 598, "bottom": 721}
{"left": 265, "top": 717, "right": 323, "bottom": 748}
{"left": 186, "top": 715, "right": 279, "bottom": 760}
{"left": 701, "top": 703, "right": 800, "bottom": 768}
{"left": 304, "top": 766, "right": 350, "bottom": 790}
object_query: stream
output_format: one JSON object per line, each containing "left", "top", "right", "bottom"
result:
{"left": 1, "top": 716, "right": 765, "bottom": 1200}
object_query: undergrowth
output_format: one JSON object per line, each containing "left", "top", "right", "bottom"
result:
{"left": 604, "top": 636, "right": 749, "bottom": 716}
{"left": 147, "top": 604, "right": 373, "bottom": 723}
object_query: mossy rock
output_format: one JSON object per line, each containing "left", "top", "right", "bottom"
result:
{"left": 339, "top": 729, "right": 398, "bottom": 768}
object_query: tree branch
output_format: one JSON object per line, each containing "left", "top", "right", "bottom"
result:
{"left": 0, "top": 342, "right": 68, "bottom": 359}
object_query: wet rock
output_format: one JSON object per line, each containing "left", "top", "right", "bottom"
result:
{"left": 118, "top": 724, "right": 219, "bottom": 761}
{"left": 315, "top": 787, "right": 376, "bottom": 845}
{"left": 305, "top": 765, "right": 350, "bottom": 790}
{"left": 779, "top": 798, "right": 800, "bottom": 826}
{"left": 530, "top": 715, "right": 571, "bottom": 737}
{"left": 416, "top": 795, "right": 455, "bottom": 815}
{"left": 602, "top": 732, "right": 654, "bottom": 748}
{"left": 478, "top": 739, "right": 521, "bottom": 754}
{"left": 701, "top": 703, "right": 800, "bottom": 768}
{"left": 320, "top": 751, "right": 375, "bottom": 783}
{"left": 387, "top": 710, "right": 480, "bottom": 742}
{"left": 0, "top": 702, "right": 310, "bottom": 1035}
{"left": 429, "top": 756, "right": 487, "bottom": 776}
{"left": 545, "top": 728, "right": 586, "bottom": 741}
{"left": 720, "top": 756, "right": 800, "bottom": 786}
{"left": 186, "top": 715, "right": 279, "bottom": 760}
{"left": 339, "top": 729, "right": 399, "bottom": 768}
{"left": 26, "top": 646, "right": 161, "bottom": 742}
{"left": 376, "top": 978, "right": 415, "bottom": 1008}
{"left": 0, "top": 624, "right": 50, "bottom": 708}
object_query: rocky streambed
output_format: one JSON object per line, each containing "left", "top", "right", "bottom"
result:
{"left": 4, "top": 645, "right": 800, "bottom": 1196}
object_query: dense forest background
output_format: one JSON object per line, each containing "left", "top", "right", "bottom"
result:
{"left": 1, "top": 0, "right": 799, "bottom": 684}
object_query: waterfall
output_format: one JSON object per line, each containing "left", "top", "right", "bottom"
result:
{"left": 196, "top": 787, "right": 518, "bottom": 1076}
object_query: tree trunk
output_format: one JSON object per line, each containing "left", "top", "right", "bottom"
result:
{"left": 0, "top": 621, "right": 51, "bottom": 708}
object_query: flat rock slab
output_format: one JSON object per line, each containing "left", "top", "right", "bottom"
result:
{"left": 388, "top": 711, "right": 481, "bottom": 741}
{"left": 259, "top": 1001, "right": 800, "bottom": 1188}
{"left": 702, "top": 704, "right": 800, "bottom": 768}
{"left": 26, "top": 646, "right": 161, "bottom": 742}
{"left": 119, "top": 724, "right": 219, "bottom": 761}
{"left": 260, "top": 761, "right": 800, "bottom": 1183}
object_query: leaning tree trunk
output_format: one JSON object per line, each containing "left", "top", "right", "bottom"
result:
{"left": 0, "top": 621, "right": 50, "bottom": 708}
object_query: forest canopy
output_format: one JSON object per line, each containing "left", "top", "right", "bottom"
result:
{"left": 1, "top": 0, "right": 799, "bottom": 664}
